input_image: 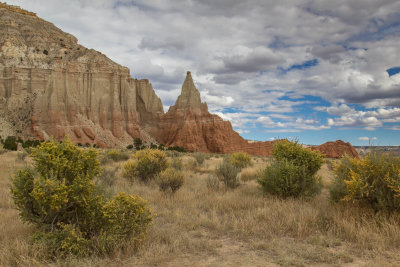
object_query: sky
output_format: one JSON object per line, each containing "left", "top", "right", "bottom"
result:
{"left": 7, "top": 0, "right": 400, "bottom": 145}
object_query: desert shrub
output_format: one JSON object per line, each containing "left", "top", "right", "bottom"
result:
{"left": 329, "top": 156, "right": 352, "bottom": 202}
{"left": 257, "top": 140, "right": 323, "bottom": 198}
{"left": 193, "top": 152, "right": 207, "bottom": 165}
{"left": 227, "top": 152, "right": 252, "bottom": 170}
{"left": 22, "top": 139, "right": 41, "bottom": 149}
{"left": 330, "top": 153, "right": 400, "bottom": 212}
{"left": 273, "top": 139, "right": 323, "bottom": 177}
{"left": 126, "top": 144, "right": 133, "bottom": 150}
{"left": 170, "top": 157, "right": 183, "bottom": 170}
{"left": 166, "top": 150, "right": 181, "bottom": 157}
{"left": 157, "top": 168, "right": 184, "bottom": 193}
{"left": 206, "top": 174, "right": 220, "bottom": 191}
{"left": 167, "top": 145, "right": 186, "bottom": 152}
{"left": 258, "top": 159, "right": 322, "bottom": 198}
{"left": 215, "top": 157, "right": 240, "bottom": 189}
{"left": 123, "top": 149, "right": 168, "bottom": 182}
{"left": 3, "top": 136, "right": 18, "bottom": 151}
{"left": 10, "top": 139, "right": 152, "bottom": 257}
{"left": 104, "top": 149, "right": 130, "bottom": 162}
{"left": 134, "top": 138, "right": 143, "bottom": 150}
{"left": 240, "top": 167, "right": 259, "bottom": 182}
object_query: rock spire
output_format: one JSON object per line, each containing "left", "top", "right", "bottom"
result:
{"left": 172, "top": 71, "right": 204, "bottom": 113}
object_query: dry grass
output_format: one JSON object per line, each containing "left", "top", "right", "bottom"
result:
{"left": 1, "top": 151, "right": 400, "bottom": 266}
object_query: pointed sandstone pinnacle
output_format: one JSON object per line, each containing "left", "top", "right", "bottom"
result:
{"left": 174, "top": 71, "right": 203, "bottom": 112}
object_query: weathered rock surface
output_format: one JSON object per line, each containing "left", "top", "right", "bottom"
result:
{"left": 312, "top": 140, "right": 359, "bottom": 158}
{"left": 152, "top": 72, "right": 274, "bottom": 156}
{"left": 0, "top": 4, "right": 359, "bottom": 157}
{"left": 0, "top": 5, "right": 163, "bottom": 146}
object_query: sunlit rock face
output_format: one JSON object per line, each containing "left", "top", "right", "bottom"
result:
{"left": 152, "top": 72, "right": 275, "bottom": 156}
{"left": 0, "top": 5, "right": 163, "bottom": 147}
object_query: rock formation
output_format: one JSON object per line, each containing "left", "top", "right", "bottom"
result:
{"left": 151, "top": 72, "right": 274, "bottom": 156}
{"left": 0, "top": 4, "right": 359, "bottom": 157}
{"left": 312, "top": 140, "right": 359, "bottom": 158}
{"left": 0, "top": 5, "right": 163, "bottom": 147}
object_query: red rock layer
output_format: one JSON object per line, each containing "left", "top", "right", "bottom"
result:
{"left": 311, "top": 140, "right": 359, "bottom": 158}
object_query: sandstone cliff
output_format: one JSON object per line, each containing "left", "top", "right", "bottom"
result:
{"left": 0, "top": 5, "right": 163, "bottom": 147}
{"left": 152, "top": 72, "right": 274, "bottom": 156}
{"left": 0, "top": 4, "right": 359, "bottom": 157}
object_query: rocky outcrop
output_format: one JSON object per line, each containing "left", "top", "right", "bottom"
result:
{"left": 0, "top": 5, "right": 163, "bottom": 146}
{"left": 152, "top": 72, "right": 274, "bottom": 156}
{"left": 312, "top": 140, "right": 359, "bottom": 158}
{"left": 0, "top": 4, "right": 359, "bottom": 156}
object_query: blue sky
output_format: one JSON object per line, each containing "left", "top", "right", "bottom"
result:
{"left": 8, "top": 0, "right": 400, "bottom": 145}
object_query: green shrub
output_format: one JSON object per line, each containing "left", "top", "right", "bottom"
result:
{"left": 193, "top": 152, "right": 207, "bottom": 166}
{"left": 216, "top": 158, "right": 240, "bottom": 189}
{"left": 258, "top": 159, "right": 322, "bottom": 198}
{"left": 123, "top": 149, "right": 168, "bottom": 182}
{"left": 134, "top": 138, "right": 142, "bottom": 150}
{"left": 330, "top": 153, "right": 400, "bottom": 212}
{"left": 126, "top": 144, "right": 133, "bottom": 150}
{"left": 10, "top": 139, "right": 152, "bottom": 257}
{"left": 273, "top": 139, "right": 323, "bottom": 177}
{"left": 257, "top": 140, "right": 323, "bottom": 198}
{"left": 157, "top": 168, "right": 184, "bottom": 193}
{"left": 3, "top": 136, "right": 18, "bottom": 150}
{"left": 167, "top": 145, "right": 186, "bottom": 152}
{"left": 228, "top": 152, "right": 252, "bottom": 170}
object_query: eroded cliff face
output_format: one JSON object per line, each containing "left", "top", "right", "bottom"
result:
{"left": 0, "top": 6, "right": 163, "bottom": 146}
{"left": 152, "top": 72, "right": 274, "bottom": 156}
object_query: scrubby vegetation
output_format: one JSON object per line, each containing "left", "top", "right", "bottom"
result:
{"left": 103, "top": 149, "right": 130, "bottom": 163}
{"left": 157, "top": 168, "right": 184, "bottom": 193}
{"left": 123, "top": 149, "right": 168, "bottom": 182}
{"left": 330, "top": 152, "right": 400, "bottom": 212}
{"left": 9, "top": 139, "right": 152, "bottom": 258}
{"left": 228, "top": 152, "right": 252, "bottom": 169}
{"left": 216, "top": 157, "right": 240, "bottom": 189}
{"left": 258, "top": 140, "right": 323, "bottom": 198}
{"left": 1, "top": 142, "right": 400, "bottom": 266}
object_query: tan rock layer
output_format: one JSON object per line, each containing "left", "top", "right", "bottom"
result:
{"left": 0, "top": 7, "right": 163, "bottom": 147}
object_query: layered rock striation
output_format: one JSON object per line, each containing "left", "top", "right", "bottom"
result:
{"left": 152, "top": 72, "right": 274, "bottom": 156}
{"left": 0, "top": 5, "right": 359, "bottom": 157}
{"left": 0, "top": 6, "right": 163, "bottom": 146}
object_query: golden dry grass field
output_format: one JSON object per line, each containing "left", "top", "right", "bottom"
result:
{"left": 1, "top": 150, "right": 400, "bottom": 266}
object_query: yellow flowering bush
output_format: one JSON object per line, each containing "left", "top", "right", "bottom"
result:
{"left": 10, "top": 138, "right": 152, "bottom": 257}
{"left": 330, "top": 152, "right": 400, "bottom": 211}
{"left": 123, "top": 148, "right": 168, "bottom": 182}
{"left": 228, "top": 152, "right": 252, "bottom": 170}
